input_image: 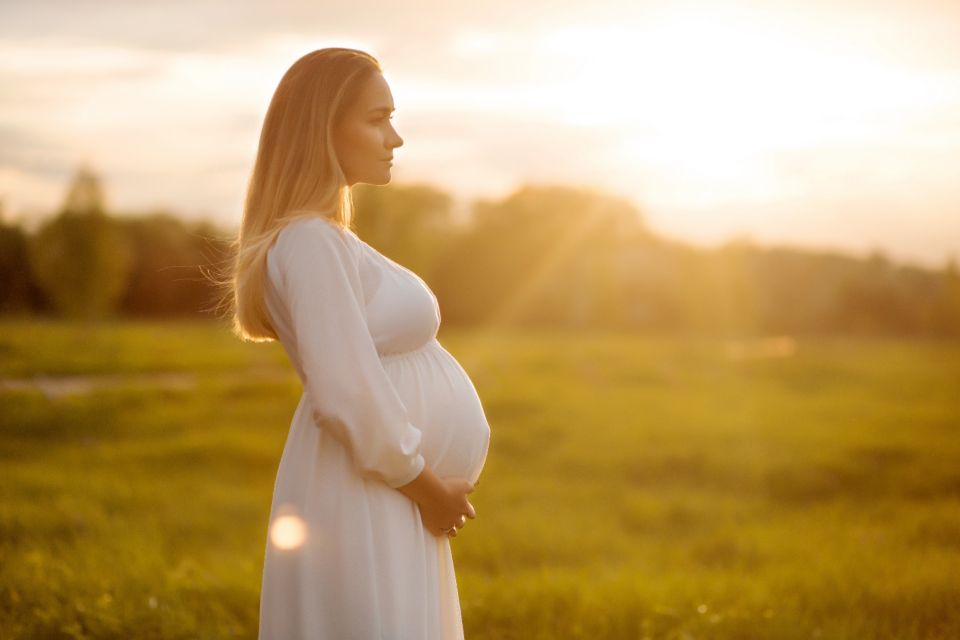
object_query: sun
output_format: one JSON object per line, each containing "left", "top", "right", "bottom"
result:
{"left": 531, "top": 7, "right": 936, "bottom": 203}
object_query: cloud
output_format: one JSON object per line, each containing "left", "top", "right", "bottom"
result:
{"left": 0, "top": 126, "right": 73, "bottom": 179}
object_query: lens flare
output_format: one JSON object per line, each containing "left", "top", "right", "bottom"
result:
{"left": 270, "top": 512, "right": 307, "bottom": 550}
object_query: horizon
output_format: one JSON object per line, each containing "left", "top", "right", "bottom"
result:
{"left": 3, "top": 174, "right": 953, "bottom": 274}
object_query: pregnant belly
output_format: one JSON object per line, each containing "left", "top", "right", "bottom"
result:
{"left": 381, "top": 339, "right": 490, "bottom": 484}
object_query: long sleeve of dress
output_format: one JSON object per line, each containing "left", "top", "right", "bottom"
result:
{"left": 274, "top": 219, "right": 427, "bottom": 489}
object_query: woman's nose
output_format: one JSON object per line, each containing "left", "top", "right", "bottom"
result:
{"left": 389, "top": 125, "right": 403, "bottom": 149}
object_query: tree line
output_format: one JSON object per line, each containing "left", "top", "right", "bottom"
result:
{"left": 2, "top": 166, "right": 958, "bottom": 337}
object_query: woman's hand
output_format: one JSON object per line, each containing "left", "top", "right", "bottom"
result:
{"left": 394, "top": 464, "right": 478, "bottom": 538}
{"left": 417, "top": 477, "right": 476, "bottom": 538}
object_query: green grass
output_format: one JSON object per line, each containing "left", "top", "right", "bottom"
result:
{"left": 1, "top": 320, "right": 958, "bottom": 639}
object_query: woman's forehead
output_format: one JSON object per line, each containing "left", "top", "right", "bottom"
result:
{"left": 357, "top": 72, "right": 394, "bottom": 111}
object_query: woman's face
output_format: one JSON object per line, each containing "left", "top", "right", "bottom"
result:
{"left": 332, "top": 71, "right": 404, "bottom": 186}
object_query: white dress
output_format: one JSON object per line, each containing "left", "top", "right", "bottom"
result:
{"left": 258, "top": 215, "right": 491, "bottom": 640}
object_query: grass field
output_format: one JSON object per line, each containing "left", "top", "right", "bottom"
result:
{"left": 1, "top": 319, "right": 958, "bottom": 639}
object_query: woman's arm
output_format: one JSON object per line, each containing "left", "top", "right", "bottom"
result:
{"left": 395, "top": 462, "right": 447, "bottom": 504}
{"left": 275, "top": 219, "right": 425, "bottom": 489}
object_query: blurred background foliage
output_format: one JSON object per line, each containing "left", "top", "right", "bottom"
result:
{"left": 1, "top": 165, "right": 958, "bottom": 337}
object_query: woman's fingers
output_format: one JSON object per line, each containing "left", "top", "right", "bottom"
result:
{"left": 442, "top": 516, "right": 467, "bottom": 538}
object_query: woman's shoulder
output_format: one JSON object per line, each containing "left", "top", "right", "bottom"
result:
{"left": 264, "top": 217, "right": 366, "bottom": 293}
{"left": 274, "top": 215, "right": 362, "bottom": 260}
{"left": 278, "top": 214, "right": 358, "bottom": 242}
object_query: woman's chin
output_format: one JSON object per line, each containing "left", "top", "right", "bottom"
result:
{"left": 356, "top": 170, "right": 392, "bottom": 187}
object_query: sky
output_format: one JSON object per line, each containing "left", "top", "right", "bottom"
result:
{"left": 1, "top": 0, "right": 958, "bottom": 268}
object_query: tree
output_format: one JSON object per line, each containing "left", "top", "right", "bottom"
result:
{"left": 351, "top": 182, "right": 456, "bottom": 277}
{"left": 26, "top": 165, "right": 134, "bottom": 319}
{"left": 117, "top": 212, "right": 230, "bottom": 317}
{"left": 0, "top": 215, "right": 42, "bottom": 314}
{"left": 930, "top": 256, "right": 960, "bottom": 337}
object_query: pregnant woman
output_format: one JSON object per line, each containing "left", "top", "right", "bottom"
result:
{"left": 221, "top": 48, "right": 491, "bottom": 638}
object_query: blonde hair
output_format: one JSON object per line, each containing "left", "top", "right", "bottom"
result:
{"left": 208, "top": 48, "right": 382, "bottom": 342}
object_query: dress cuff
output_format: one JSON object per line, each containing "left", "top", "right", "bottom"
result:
{"left": 388, "top": 453, "right": 426, "bottom": 489}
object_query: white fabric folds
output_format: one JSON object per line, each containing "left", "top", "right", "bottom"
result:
{"left": 258, "top": 215, "right": 490, "bottom": 639}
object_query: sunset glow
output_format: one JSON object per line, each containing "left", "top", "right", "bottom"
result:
{"left": 1, "top": 1, "right": 958, "bottom": 265}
